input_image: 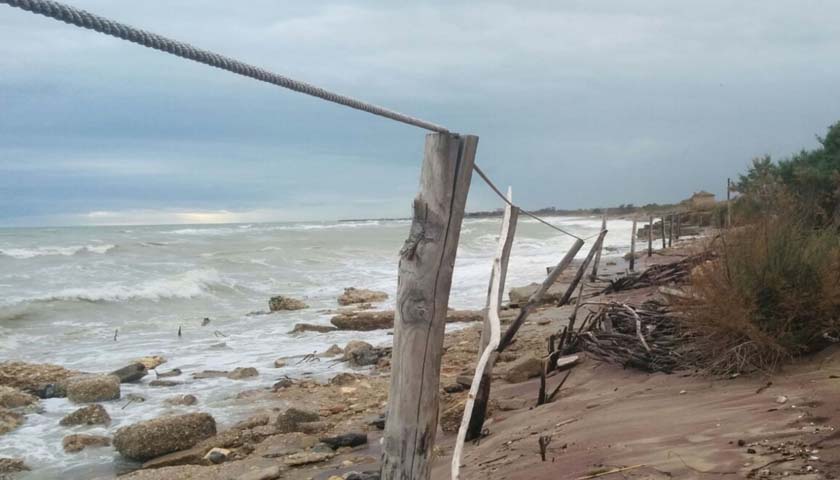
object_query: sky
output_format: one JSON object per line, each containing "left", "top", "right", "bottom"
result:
{"left": 1, "top": 1, "right": 839, "bottom": 226}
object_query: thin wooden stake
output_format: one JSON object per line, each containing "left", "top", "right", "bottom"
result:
{"left": 629, "top": 219, "right": 637, "bottom": 272}
{"left": 675, "top": 213, "right": 681, "bottom": 240}
{"left": 558, "top": 230, "right": 608, "bottom": 306}
{"left": 589, "top": 212, "right": 607, "bottom": 281}
{"left": 727, "top": 177, "right": 732, "bottom": 228}
{"left": 660, "top": 217, "right": 666, "bottom": 249}
{"left": 668, "top": 214, "right": 674, "bottom": 247}
{"left": 454, "top": 186, "right": 517, "bottom": 473}
{"left": 381, "top": 133, "right": 477, "bottom": 480}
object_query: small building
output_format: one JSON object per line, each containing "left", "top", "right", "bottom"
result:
{"left": 688, "top": 191, "right": 716, "bottom": 209}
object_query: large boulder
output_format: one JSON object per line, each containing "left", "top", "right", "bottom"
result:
{"left": 0, "top": 386, "right": 39, "bottom": 409}
{"left": 110, "top": 363, "right": 147, "bottom": 383}
{"left": 503, "top": 355, "right": 544, "bottom": 383}
{"left": 113, "top": 413, "right": 217, "bottom": 461}
{"left": 275, "top": 408, "right": 320, "bottom": 434}
{"left": 508, "top": 283, "right": 565, "bottom": 307}
{"left": 0, "top": 458, "right": 28, "bottom": 476}
{"left": 65, "top": 374, "right": 120, "bottom": 403}
{"left": 0, "top": 408, "right": 23, "bottom": 435}
{"left": 337, "top": 287, "right": 388, "bottom": 306}
{"left": 63, "top": 434, "right": 111, "bottom": 453}
{"left": 227, "top": 367, "right": 258, "bottom": 380}
{"left": 0, "top": 361, "right": 78, "bottom": 397}
{"left": 60, "top": 404, "right": 111, "bottom": 426}
{"left": 134, "top": 356, "right": 167, "bottom": 370}
{"left": 289, "top": 323, "right": 337, "bottom": 334}
{"left": 269, "top": 295, "right": 308, "bottom": 312}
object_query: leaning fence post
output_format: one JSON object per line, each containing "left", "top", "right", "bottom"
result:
{"left": 648, "top": 216, "right": 653, "bottom": 257}
{"left": 629, "top": 219, "right": 637, "bottom": 272}
{"left": 558, "top": 230, "right": 608, "bottom": 306}
{"left": 453, "top": 187, "right": 517, "bottom": 479}
{"left": 467, "top": 237, "right": 584, "bottom": 439}
{"left": 589, "top": 212, "right": 607, "bottom": 281}
{"left": 381, "top": 133, "right": 477, "bottom": 480}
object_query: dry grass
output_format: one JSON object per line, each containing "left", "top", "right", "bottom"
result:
{"left": 676, "top": 214, "right": 840, "bottom": 374}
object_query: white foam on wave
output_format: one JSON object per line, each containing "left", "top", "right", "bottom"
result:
{"left": 0, "top": 244, "right": 116, "bottom": 259}
{"left": 8, "top": 269, "right": 232, "bottom": 305}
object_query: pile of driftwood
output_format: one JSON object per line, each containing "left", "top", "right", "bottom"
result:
{"left": 601, "top": 251, "right": 716, "bottom": 294}
{"left": 562, "top": 300, "right": 695, "bottom": 373}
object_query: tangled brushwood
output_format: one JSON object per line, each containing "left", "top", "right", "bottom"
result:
{"left": 601, "top": 251, "right": 716, "bottom": 295}
{"left": 561, "top": 301, "right": 698, "bottom": 374}
{"left": 674, "top": 215, "right": 840, "bottom": 374}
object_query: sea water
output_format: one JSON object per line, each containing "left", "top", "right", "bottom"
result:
{"left": 0, "top": 216, "right": 633, "bottom": 478}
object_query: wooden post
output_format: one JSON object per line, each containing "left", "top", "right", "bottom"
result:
{"left": 453, "top": 187, "right": 517, "bottom": 479}
{"left": 467, "top": 238, "right": 584, "bottom": 440}
{"left": 466, "top": 188, "right": 518, "bottom": 441}
{"left": 668, "top": 213, "right": 674, "bottom": 247}
{"left": 675, "top": 213, "right": 681, "bottom": 240}
{"left": 629, "top": 219, "right": 637, "bottom": 272}
{"left": 660, "top": 217, "right": 666, "bottom": 249}
{"left": 589, "top": 212, "right": 607, "bottom": 281}
{"left": 648, "top": 216, "right": 653, "bottom": 257}
{"left": 381, "top": 133, "right": 477, "bottom": 480}
{"left": 726, "top": 178, "right": 732, "bottom": 228}
{"left": 558, "top": 229, "right": 608, "bottom": 306}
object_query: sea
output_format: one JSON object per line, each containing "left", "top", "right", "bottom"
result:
{"left": 0, "top": 216, "right": 634, "bottom": 479}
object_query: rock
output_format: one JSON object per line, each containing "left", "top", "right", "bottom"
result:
{"left": 125, "top": 393, "right": 146, "bottom": 403}
{"left": 509, "top": 283, "right": 565, "bottom": 307}
{"left": 113, "top": 413, "right": 217, "bottom": 461}
{"left": 338, "top": 287, "right": 388, "bottom": 306}
{"left": 331, "top": 309, "right": 483, "bottom": 331}
{"left": 192, "top": 370, "right": 228, "bottom": 380}
{"left": 0, "top": 408, "right": 23, "bottom": 435}
{"left": 155, "top": 368, "right": 182, "bottom": 378}
{"left": 455, "top": 374, "right": 473, "bottom": 387}
{"left": 0, "top": 386, "right": 39, "bottom": 409}
{"left": 31, "top": 382, "right": 66, "bottom": 399}
{"left": 776, "top": 395, "right": 788, "bottom": 404}
{"left": 555, "top": 354, "right": 580, "bottom": 371}
{"left": 497, "top": 398, "right": 528, "bottom": 411}
{"left": 239, "top": 465, "right": 283, "bottom": 480}
{"left": 285, "top": 450, "right": 335, "bottom": 466}
{"left": 0, "top": 361, "right": 78, "bottom": 397}
{"left": 134, "top": 356, "right": 167, "bottom": 370}
{"left": 111, "top": 363, "right": 148, "bottom": 383}
{"left": 64, "top": 374, "right": 120, "bottom": 403}
{"left": 275, "top": 407, "right": 320, "bottom": 433}
{"left": 440, "top": 400, "right": 465, "bottom": 433}
{"left": 233, "top": 413, "right": 269, "bottom": 430}
{"left": 331, "top": 311, "right": 394, "bottom": 331}
{"left": 329, "top": 373, "right": 359, "bottom": 386}
{"left": 165, "top": 394, "right": 197, "bottom": 406}
{"left": 367, "top": 414, "right": 386, "bottom": 430}
{"left": 62, "top": 434, "right": 111, "bottom": 453}
{"left": 289, "top": 323, "right": 337, "bottom": 334}
{"left": 503, "top": 355, "right": 543, "bottom": 383}
{"left": 323, "top": 344, "right": 344, "bottom": 357}
{"left": 149, "top": 380, "right": 180, "bottom": 387}
{"left": 344, "top": 472, "right": 381, "bottom": 480}
{"left": 273, "top": 379, "right": 294, "bottom": 390}
{"left": 273, "top": 359, "right": 286, "bottom": 368}
{"left": 269, "top": 295, "right": 308, "bottom": 311}
{"left": 203, "top": 447, "right": 230, "bottom": 464}
{"left": 320, "top": 432, "right": 368, "bottom": 450}
{"left": 443, "top": 383, "right": 466, "bottom": 393}
{"left": 0, "top": 458, "right": 28, "bottom": 475}
{"left": 60, "top": 404, "right": 111, "bottom": 426}
{"left": 298, "top": 421, "right": 332, "bottom": 434}
{"left": 343, "top": 341, "right": 384, "bottom": 367}
{"left": 227, "top": 367, "right": 258, "bottom": 380}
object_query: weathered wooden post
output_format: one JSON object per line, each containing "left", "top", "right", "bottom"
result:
{"left": 453, "top": 187, "right": 517, "bottom": 478}
{"left": 468, "top": 237, "right": 584, "bottom": 439}
{"left": 629, "top": 219, "right": 637, "bottom": 272}
{"left": 660, "top": 217, "right": 666, "bottom": 249}
{"left": 675, "top": 213, "right": 681, "bottom": 240}
{"left": 381, "top": 133, "right": 477, "bottom": 480}
{"left": 589, "top": 212, "right": 607, "bottom": 281}
{"left": 558, "top": 229, "right": 608, "bottom": 306}
{"left": 668, "top": 213, "right": 674, "bottom": 247}
{"left": 726, "top": 178, "right": 732, "bottom": 228}
{"left": 648, "top": 216, "right": 653, "bottom": 257}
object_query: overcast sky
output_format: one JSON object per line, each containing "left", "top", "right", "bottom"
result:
{"left": 1, "top": 1, "right": 839, "bottom": 226}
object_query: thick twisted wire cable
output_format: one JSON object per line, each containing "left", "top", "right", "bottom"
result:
{"left": 473, "top": 164, "right": 583, "bottom": 241}
{"left": 0, "top": 0, "right": 450, "bottom": 134}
